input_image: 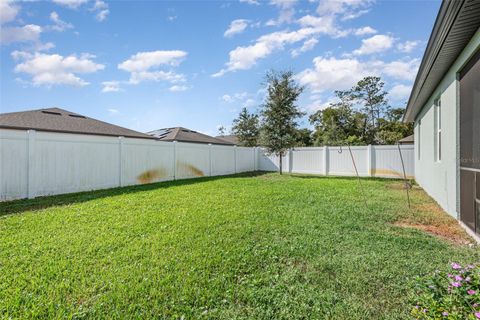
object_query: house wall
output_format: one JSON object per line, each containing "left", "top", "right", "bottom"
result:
{"left": 414, "top": 27, "right": 480, "bottom": 218}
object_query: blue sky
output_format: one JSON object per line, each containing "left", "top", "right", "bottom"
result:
{"left": 0, "top": 0, "right": 440, "bottom": 135}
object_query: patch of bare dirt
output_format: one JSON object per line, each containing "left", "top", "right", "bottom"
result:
{"left": 394, "top": 221, "right": 473, "bottom": 246}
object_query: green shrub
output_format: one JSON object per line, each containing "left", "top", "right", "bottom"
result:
{"left": 410, "top": 263, "right": 480, "bottom": 319}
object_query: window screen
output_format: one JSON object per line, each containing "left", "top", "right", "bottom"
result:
{"left": 460, "top": 49, "right": 480, "bottom": 170}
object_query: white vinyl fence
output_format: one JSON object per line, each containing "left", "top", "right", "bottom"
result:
{"left": 0, "top": 128, "right": 414, "bottom": 201}
{"left": 0, "top": 129, "right": 258, "bottom": 201}
{"left": 258, "top": 145, "right": 414, "bottom": 179}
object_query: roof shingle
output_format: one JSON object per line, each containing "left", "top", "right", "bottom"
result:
{"left": 148, "top": 127, "right": 234, "bottom": 145}
{"left": 0, "top": 108, "right": 154, "bottom": 139}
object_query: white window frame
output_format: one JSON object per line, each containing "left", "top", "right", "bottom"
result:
{"left": 434, "top": 98, "right": 442, "bottom": 162}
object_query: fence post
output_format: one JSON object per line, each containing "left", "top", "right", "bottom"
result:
{"left": 288, "top": 149, "right": 293, "bottom": 173}
{"left": 173, "top": 141, "right": 177, "bottom": 180}
{"left": 254, "top": 147, "right": 258, "bottom": 171}
{"left": 208, "top": 143, "right": 212, "bottom": 176}
{"left": 27, "top": 129, "right": 36, "bottom": 199}
{"left": 234, "top": 145, "right": 237, "bottom": 174}
{"left": 323, "top": 146, "right": 329, "bottom": 176}
{"left": 367, "top": 144, "right": 373, "bottom": 177}
{"left": 118, "top": 136, "right": 124, "bottom": 187}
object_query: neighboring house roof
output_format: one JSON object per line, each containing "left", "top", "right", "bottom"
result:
{"left": 398, "top": 134, "right": 414, "bottom": 144}
{"left": 215, "top": 135, "right": 239, "bottom": 145}
{"left": 0, "top": 107, "right": 154, "bottom": 139}
{"left": 147, "top": 127, "right": 234, "bottom": 145}
{"left": 404, "top": 0, "right": 480, "bottom": 122}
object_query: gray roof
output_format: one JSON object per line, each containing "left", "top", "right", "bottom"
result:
{"left": 398, "top": 134, "right": 414, "bottom": 144}
{"left": 0, "top": 107, "right": 154, "bottom": 139}
{"left": 404, "top": 0, "right": 480, "bottom": 122}
{"left": 215, "top": 135, "right": 239, "bottom": 145}
{"left": 147, "top": 127, "right": 234, "bottom": 145}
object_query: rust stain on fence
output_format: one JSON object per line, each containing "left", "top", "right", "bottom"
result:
{"left": 371, "top": 169, "right": 414, "bottom": 179}
{"left": 177, "top": 161, "right": 204, "bottom": 177}
{"left": 137, "top": 168, "right": 166, "bottom": 184}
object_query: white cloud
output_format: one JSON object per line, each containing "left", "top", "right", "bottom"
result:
{"left": 389, "top": 84, "right": 412, "bottom": 101}
{"left": 397, "top": 40, "right": 420, "bottom": 53}
{"left": 0, "top": 24, "right": 42, "bottom": 44}
{"left": 220, "top": 92, "right": 255, "bottom": 108}
{"left": 102, "top": 81, "right": 121, "bottom": 93}
{"left": 52, "top": 0, "right": 108, "bottom": 21}
{"left": 341, "top": 9, "right": 369, "bottom": 21}
{"left": 129, "top": 70, "right": 186, "bottom": 85}
{"left": 353, "top": 34, "right": 394, "bottom": 55}
{"left": 169, "top": 85, "right": 189, "bottom": 92}
{"left": 297, "top": 56, "right": 420, "bottom": 93}
{"left": 49, "top": 12, "right": 74, "bottom": 32}
{"left": 0, "top": 0, "right": 19, "bottom": 25}
{"left": 354, "top": 26, "right": 377, "bottom": 36}
{"left": 306, "top": 96, "right": 338, "bottom": 112}
{"left": 243, "top": 98, "right": 256, "bottom": 108}
{"left": 224, "top": 19, "right": 249, "bottom": 38}
{"left": 381, "top": 59, "right": 420, "bottom": 81}
{"left": 297, "top": 15, "right": 339, "bottom": 35}
{"left": 12, "top": 51, "right": 105, "bottom": 87}
{"left": 213, "top": 16, "right": 342, "bottom": 77}
{"left": 119, "top": 50, "right": 187, "bottom": 72}
{"left": 221, "top": 94, "right": 233, "bottom": 103}
{"left": 266, "top": 0, "right": 298, "bottom": 26}
{"left": 214, "top": 0, "right": 373, "bottom": 77}
{"left": 297, "top": 56, "right": 370, "bottom": 93}
{"left": 92, "top": 0, "right": 109, "bottom": 21}
{"left": 108, "top": 108, "right": 119, "bottom": 115}
{"left": 239, "top": 0, "right": 260, "bottom": 5}
{"left": 36, "top": 42, "right": 56, "bottom": 51}
{"left": 52, "top": 0, "right": 89, "bottom": 9}
{"left": 234, "top": 92, "right": 248, "bottom": 100}
{"left": 96, "top": 9, "right": 109, "bottom": 21}
{"left": 291, "top": 37, "right": 318, "bottom": 57}
{"left": 221, "top": 92, "right": 249, "bottom": 103}
{"left": 118, "top": 50, "right": 187, "bottom": 84}
{"left": 316, "top": 0, "right": 371, "bottom": 17}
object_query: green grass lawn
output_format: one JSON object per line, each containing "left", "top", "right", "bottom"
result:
{"left": 1, "top": 173, "right": 479, "bottom": 319}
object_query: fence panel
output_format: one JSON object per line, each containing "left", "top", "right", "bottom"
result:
{"left": 259, "top": 145, "right": 414, "bottom": 178}
{"left": 328, "top": 146, "right": 369, "bottom": 176}
{"left": 211, "top": 144, "right": 236, "bottom": 176}
{"left": 236, "top": 147, "right": 255, "bottom": 173}
{"left": 122, "top": 139, "right": 175, "bottom": 186}
{"left": 372, "top": 145, "right": 414, "bottom": 179}
{"left": 175, "top": 142, "right": 210, "bottom": 179}
{"left": 291, "top": 147, "right": 323, "bottom": 174}
{"left": 0, "top": 129, "right": 29, "bottom": 200}
{"left": 258, "top": 149, "right": 278, "bottom": 171}
{"left": 0, "top": 129, "right": 259, "bottom": 200}
{"left": 32, "top": 132, "right": 120, "bottom": 197}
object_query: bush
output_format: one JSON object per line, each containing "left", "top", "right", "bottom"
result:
{"left": 410, "top": 263, "right": 480, "bottom": 319}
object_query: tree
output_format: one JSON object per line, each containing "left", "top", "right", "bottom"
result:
{"left": 259, "top": 70, "right": 304, "bottom": 174}
{"left": 310, "top": 76, "right": 412, "bottom": 146}
{"left": 377, "top": 107, "right": 414, "bottom": 144}
{"left": 231, "top": 107, "right": 260, "bottom": 147}
{"left": 294, "top": 128, "right": 313, "bottom": 147}
{"left": 309, "top": 90, "right": 366, "bottom": 146}
{"left": 217, "top": 126, "right": 227, "bottom": 136}
{"left": 349, "top": 76, "right": 389, "bottom": 144}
